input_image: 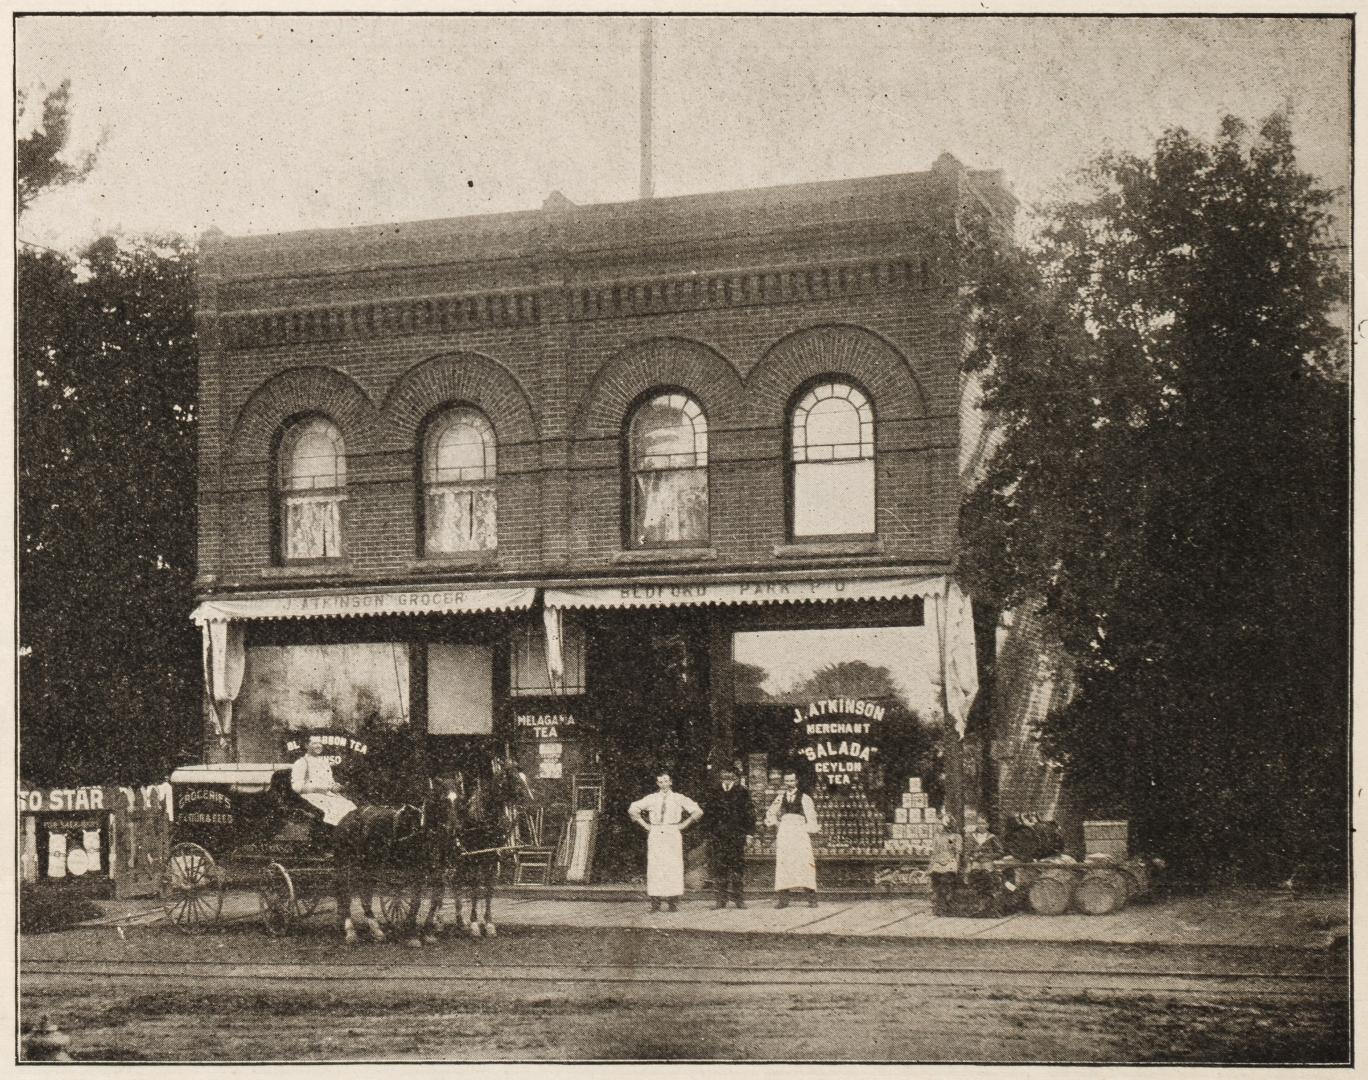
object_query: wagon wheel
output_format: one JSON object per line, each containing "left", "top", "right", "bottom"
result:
{"left": 297, "top": 894, "right": 326, "bottom": 920}
{"left": 380, "top": 887, "right": 418, "bottom": 934}
{"left": 1027, "top": 873, "right": 1073, "bottom": 916}
{"left": 258, "top": 863, "right": 298, "bottom": 936}
{"left": 159, "top": 843, "right": 224, "bottom": 933}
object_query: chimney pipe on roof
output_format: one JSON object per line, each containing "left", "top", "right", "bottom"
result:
{"left": 640, "top": 18, "right": 654, "bottom": 200}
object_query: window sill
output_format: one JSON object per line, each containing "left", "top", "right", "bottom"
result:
{"left": 406, "top": 551, "right": 500, "bottom": 572}
{"left": 772, "top": 539, "right": 884, "bottom": 558}
{"left": 259, "top": 561, "right": 355, "bottom": 579}
{"left": 613, "top": 547, "right": 719, "bottom": 565}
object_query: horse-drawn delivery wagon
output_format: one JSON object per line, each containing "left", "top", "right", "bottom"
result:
{"left": 161, "top": 763, "right": 381, "bottom": 934}
{"left": 161, "top": 753, "right": 532, "bottom": 942}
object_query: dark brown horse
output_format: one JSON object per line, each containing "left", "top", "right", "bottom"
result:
{"left": 449, "top": 754, "right": 533, "bottom": 938}
{"left": 333, "top": 775, "right": 465, "bottom": 947}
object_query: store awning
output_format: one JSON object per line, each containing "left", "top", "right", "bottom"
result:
{"left": 190, "top": 585, "right": 536, "bottom": 624}
{"left": 543, "top": 574, "right": 946, "bottom": 611}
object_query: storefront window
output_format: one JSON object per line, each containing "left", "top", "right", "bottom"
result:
{"left": 233, "top": 643, "right": 411, "bottom": 763}
{"left": 733, "top": 625, "right": 944, "bottom": 857}
{"left": 733, "top": 624, "right": 939, "bottom": 784}
{"left": 790, "top": 381, "right": 875, "bottom": 537}
{"left": 279, "top": 416, "right": 346, "bottom": 561}
{"left": 423, "top": 408, "right": 497, "bottom": 554}
{"left": 510, "top": 620, "right": 586, "bottom": 696}
{"left": 628, "top": 392, "right": 709, "bottom": 547}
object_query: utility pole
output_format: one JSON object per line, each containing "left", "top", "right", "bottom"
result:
{"left": 639, "top": 18, "right": 654, "bottom": 200}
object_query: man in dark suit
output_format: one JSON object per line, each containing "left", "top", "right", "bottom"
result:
{"left": 704, "top": 765, "right": 756, "bottom": 909}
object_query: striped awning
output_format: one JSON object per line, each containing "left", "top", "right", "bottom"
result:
{"left": 543, "top": 574, "right": 945, "bottom": 611}
{"left": 191, "top": 585, "right": 536, "bottom": 624}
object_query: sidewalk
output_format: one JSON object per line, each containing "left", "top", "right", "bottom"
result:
{"left": 76, "top": 885, "right": 1348, "bottom": 952}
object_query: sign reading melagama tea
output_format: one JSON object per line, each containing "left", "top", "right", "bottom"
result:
{"left": 792, "top": 697, "right": 883, "bottom": 786}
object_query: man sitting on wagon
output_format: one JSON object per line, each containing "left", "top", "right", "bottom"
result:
{"left": 291, "top": 735, "right": 358, "bottom": 827}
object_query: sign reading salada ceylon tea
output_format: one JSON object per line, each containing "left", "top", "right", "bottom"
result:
{"left": 793, "top": 697, "right": 882, "bottom": 786}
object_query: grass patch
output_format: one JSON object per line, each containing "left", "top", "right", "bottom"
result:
{"left": 20, "top": 886, "right": 104, "bottom": 934}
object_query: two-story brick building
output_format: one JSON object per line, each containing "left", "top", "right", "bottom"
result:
{"left": 188, "top": 153, "right": 1014, "bottom": 883}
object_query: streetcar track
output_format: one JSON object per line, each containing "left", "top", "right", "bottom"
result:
{"left": 19, "top": 954, "right": 1343, "bottom": 982}
{"left": 21, "top": 960, "right": 1343, "bottom": 998}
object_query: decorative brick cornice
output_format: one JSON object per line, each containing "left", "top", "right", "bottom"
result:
{"left": 566, "top": 255, "right": 940, "bottom": 322}
{"left": 221, "top": 289, "right": 542, "bottom": 349}
{"left": 216, "top": 254, "right": 944, "bottom": 351}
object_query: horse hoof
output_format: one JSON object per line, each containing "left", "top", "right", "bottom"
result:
{"left": 423, "top": 934, "right": 439, "bottom": 945}
{"left": 485, "top": 924, "right": 497, "bottom": 938}
{"left": 468, "top": 924, "right": 482, "bottom": 938}
{"left": 371, "top": 928, "right": 387, "bottom": 943}
{"left": 405, "top": 938, "right": 423, "bottom": 949}
{"left": 344, "top": 930, "right": 358, "bottom": 946}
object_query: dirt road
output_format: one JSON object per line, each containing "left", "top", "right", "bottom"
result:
{"left": 20, "top": 922, "right": 1348, "bottom": 1063}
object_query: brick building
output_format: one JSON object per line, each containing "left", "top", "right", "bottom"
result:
{"left": 189, "top": 154, "right": 1018, "bottom": 883}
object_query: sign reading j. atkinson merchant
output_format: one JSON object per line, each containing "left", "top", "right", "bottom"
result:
{"left": 793, "top": 698, "right": 883, "bottom": 786}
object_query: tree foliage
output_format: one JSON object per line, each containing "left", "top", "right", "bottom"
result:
{"left": 960, "top": 115, "right": 1349, "bottom": 884}
{"left": 17, "top": 80, "right": 101, "bottom": 216}
{"left": 18, "top": 84, "right": 199, "bottom": 784}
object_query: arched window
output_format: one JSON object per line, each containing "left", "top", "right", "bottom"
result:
{"left": 627, "top": 391, "right": 709, "bottom": 548}
{"left": 789, "top": 380, "right": 875, "bottom": 537}
{"left": 278, "top": 416, "right": 346, "bottom": 561}
{"left": 423, "top": 407, "right": 497, "bottom": 554}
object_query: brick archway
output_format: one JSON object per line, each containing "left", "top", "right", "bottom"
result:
{"left": 227, "top": 366, "right": 380, "bottom": 465}
{"left": 570, "top": 337, "right": 745, "bottom": 440}
{"left": 380, "top": 351, "right": 539, "bottom": 450}
{"left": 747, "top": 324, "right": 931, "bottom": 426}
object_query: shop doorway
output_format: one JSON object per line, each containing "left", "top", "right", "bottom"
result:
{"left": 586, "top": 610, "right": 713, "bottom": 881}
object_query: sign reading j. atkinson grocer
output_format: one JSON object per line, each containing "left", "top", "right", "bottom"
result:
{"left": 793, "top": 698, "right": 883, "bottom": 787}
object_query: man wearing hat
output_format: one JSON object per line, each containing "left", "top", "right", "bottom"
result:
{"left": 702, "top": 765, "right": 756, "bottom": 909}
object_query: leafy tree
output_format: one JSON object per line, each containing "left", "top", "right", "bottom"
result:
{"left": 732, "top": 661, "right": 772, "bottom": 704}
{"left": 960, "top": 114, "right": 1349, "bottom": 884}
{"left": 789, "top": 660, "right": 908, "bottom": 709}
{"left": 17, "top": 80, "right": 102, "bottom": 216}
{"left": 18, "top": 84, "right": 199, "bottom": 784}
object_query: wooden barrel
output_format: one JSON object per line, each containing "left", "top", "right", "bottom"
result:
{"left": 1074, "top": 870, "right": 1126, "bottom": 915}
{"left": 1027, "top": 869, "right": 1073, "bottom": 915}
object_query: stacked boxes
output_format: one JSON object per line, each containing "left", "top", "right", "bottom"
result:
{"left": 883, "top": 776, "right": 939, "bottom": 857}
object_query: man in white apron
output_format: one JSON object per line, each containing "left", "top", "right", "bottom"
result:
{"left": 628, "top": 771, "right": 703, "bottom": 912}
{"left": 765, "top": 771, "right": 819, "bottom": 907}
{"left": 290, "top": 735, "right": 357, "bottom": 826}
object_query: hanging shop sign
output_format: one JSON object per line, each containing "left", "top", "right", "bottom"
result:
{"left": 514, "top": 711, "right": 579, "bottom": 741}
{"left": 793, "top": 698, "right": 883, "bottom": 787}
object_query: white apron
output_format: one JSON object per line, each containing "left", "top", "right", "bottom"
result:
{"left": 302, "top": 790, "right": 357, "bottom": 826}
{"left": 645, "top": 825, "right": 685, "bottom": 897}
{"left": 629, "top": 790, "right": 702, "bottom": 898}
{"left": 768, "top": 792, "right": 818, "bottom": 892}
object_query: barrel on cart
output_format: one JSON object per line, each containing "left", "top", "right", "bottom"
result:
{"left": 1008, "top": 858, "right": 1153, "bottom": 916}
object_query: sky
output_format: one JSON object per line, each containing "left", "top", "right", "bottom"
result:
{"left": 15, "top": 14, "right": 1352, "bottom": 252}
{"left": 734, "top": 625, "right": 943, "bottom": 722}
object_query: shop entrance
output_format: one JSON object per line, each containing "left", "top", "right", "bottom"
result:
{"left": 585, "top": 609, "right": 713, "bottom": 882}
